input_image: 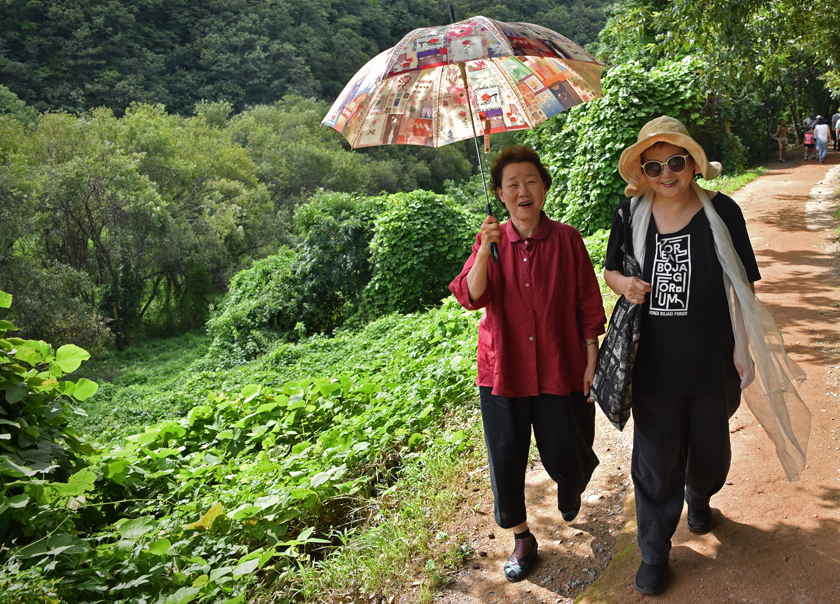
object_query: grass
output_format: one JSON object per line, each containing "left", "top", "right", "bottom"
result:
{"left": 697, "top": 166, "right": 767, "bottom": 194}
{"left": 71, "top": 330, "right": 212, "bottom": 441}
{"left": 280, "top": 409, "right": 485, "bottom": 604}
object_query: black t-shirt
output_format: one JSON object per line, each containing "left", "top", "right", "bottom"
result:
{"left": 604, "top": 193, "right": 761, "bottom": 397}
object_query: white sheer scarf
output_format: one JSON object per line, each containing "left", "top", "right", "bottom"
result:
{"left": 630, "top": 182, "right": 810, "bottom": 481}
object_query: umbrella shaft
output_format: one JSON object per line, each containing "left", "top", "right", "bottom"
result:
{"left": 458, "top": 63, "right": 498, "bottom": 262}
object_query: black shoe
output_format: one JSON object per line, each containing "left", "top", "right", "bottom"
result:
{"left": 561, "top": 494, "right": 581, "bottom": 522}
{"left": 504, "top": 533, "right": 538, "bottom": 582}
{"left": 687, "top": 504, "right": 713, "bottom": 534}
{"left": 634, "top": 561, "right": 668, "bottom": 595}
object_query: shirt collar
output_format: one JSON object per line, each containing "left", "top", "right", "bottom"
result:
{"left": 505, "top": 211, "right": 550, "bottom": 242}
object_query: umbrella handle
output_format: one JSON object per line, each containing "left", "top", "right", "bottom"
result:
{"left": 486, "top": 202, "right": 499, "bottom": 262}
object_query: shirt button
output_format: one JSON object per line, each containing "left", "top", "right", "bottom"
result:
{"left": 523, "top": 258, "right": 528, "bottom": 262}
{"left": 527, "top": 310, "right": 532, "bottom": 315}
{"left": 529, "top": 337, "right": 533, "bottom": 341}
{"left": 524, "top": 241, "right": 528, "bottom": 245}
{"left": 525, "top": 283, "right": 530, "bottom": 287}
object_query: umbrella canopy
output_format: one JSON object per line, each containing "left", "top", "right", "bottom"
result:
{"left": 322, "top": 16, "right": 604, "bottom": 149}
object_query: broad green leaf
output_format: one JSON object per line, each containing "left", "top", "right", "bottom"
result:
{"left": 0, "top": 320, "right": 18, "bottom": 332}
{"left": 0, "top": 291, "right": 11, "bottom": 308}
{"left": 15, "top": 347, "right": 42, "bottom": 366}
{"left": 241, "top": 384, "right": 260, "bottom": 403}
{"left": 0, "top": 455, "right": 36, "bottom": 477}
{"left": 165, "top": 587, "right": 200, "bottom": 604}
{"left": 258, "top": 547, "right": 277, "bottom": 568}
{"left": 209, "top": 567, "right": 233, "bottom": 582}
{"left": 2, "top": 383, "right": 27, "bottom": 404}
{"left": 44, "top": 400, "right": 63, "bottom": 420}
{"left": 192, "top": 574, "right": 209, "bottom": 588}
{"left": 56, "top": 381, "right": 75, "bottom": 396}
{"left": 231, "top": 558, "right": 259, "bottom": 577}
{"left": 253, "top": 495, "right": 280, "bottom": 509}
{"left": 72, "top": 378, "right": 99, "bottom": 401}
{"left": 54, "top": 344, "right": 91, "bottom": 373}
{"left": 118, "top": 516, "right": 156, "bottom": 540}
{"left": 216, "top": 430, "right": 234, "bottom": 440}
{"left": 145, "top": 538, "right": 171, "bottom": 556}
{"left": 104, "top": 459, "right": 129, "bottom": 484}
{"left": 128, "top": 427, "right": 160, "bottom": 445}
{"left": 309, "top": 471, "right": 331, "bottom": 487}
{"left": 230, "top": 504, "right": 261, "bottom": 520}
{"left": 8, "top": 494, "right": 28, "bottom": 508}
{"left": 289, "top": 488, "right": 316, "bottom": 499}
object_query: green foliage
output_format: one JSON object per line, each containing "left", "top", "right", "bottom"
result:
{"left": 0, "top": 104, "right": 276, "bottom": 347}
{"left": 1, "top": 298, "right": 482, "bottom": 604}
{"left": 525, "top": 56, "right": 709, "bottom": 234}
{"left": 293, "top": 192, "right": 385, "bottom": 334}
{"left": 362, "top": 191, "right": 475, "bottom": 316}
{"left": 0, "top": 291, "right": 99, "bottom": 546}
{"left": 0, "top": 86, "right": 37, "bottom": 124}
{"left": 206, "top": 250, "right": 301, "bottom": 363}
{"left": 582, "top": 229, "right": 611, "bottom": 272}
{"left": 0, "top": 0, "right": 610, "bottom": 116}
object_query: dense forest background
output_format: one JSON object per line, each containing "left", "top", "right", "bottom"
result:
{"left": 0, "top": 0, "right": 609, "bottom": 115}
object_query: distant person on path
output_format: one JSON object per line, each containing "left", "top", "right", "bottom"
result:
{"left": 449, "top": 146, "right": 607, "bottom": 583}
{"left": 832, "top": 108, "right": 840, "bottom": 151}
{"left": 774, "top": 119, "right": 789, "bottom": 161}
{"left": 602, "top": 116, "right": 761, "bottom": 595}
{"left": 804, "top": 127, "right": 815, "bottom": 160}
{"left": 803, "top": 112, "right": 817, "bottom": 132}
{"left": 815, "top": 117, "right": 830, "bottom": 163}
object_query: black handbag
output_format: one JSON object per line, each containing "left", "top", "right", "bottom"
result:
{"left": 590, "top": 205, "right": 642, "bottom": 431}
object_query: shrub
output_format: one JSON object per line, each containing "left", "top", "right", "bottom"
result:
{"left": 362, "top": 191, "right": 474, "bottom": 316}
{"left": 205, "top": 250, "right": 301, "bottom": 364}
{"left": 526, "top": 56, "right": 710, "bottom": 235}
{"left": 0, "top": 290, "right": 99, "bottom": 547}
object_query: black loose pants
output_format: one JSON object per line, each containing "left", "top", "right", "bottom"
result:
{"left": 631, "top": 373, "right": 740, "bottom": 565}
{"left": 479, "top": 387, "right": 599, "bottom": 529}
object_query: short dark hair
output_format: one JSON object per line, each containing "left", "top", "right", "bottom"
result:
{"left": 490, "top": 146, "right": 552, "bottom": 199}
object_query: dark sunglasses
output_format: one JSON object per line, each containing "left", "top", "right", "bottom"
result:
{"left": 641, "top": 154, "right": 690, "bottom": 178}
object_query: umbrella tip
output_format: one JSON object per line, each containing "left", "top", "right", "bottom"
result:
{"left": 449, "top": 5, "right": 456, "bottom": 23}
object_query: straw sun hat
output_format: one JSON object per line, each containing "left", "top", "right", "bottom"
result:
{"left": 618, "top": 115, "right": 722, "bottom": 197}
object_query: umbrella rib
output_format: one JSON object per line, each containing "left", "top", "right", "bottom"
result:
{"left": 433, "top": 67, "right": 444, "bottom": 148}
{"left": 476, "top": 16, "right": 516, "bottom": 57}
{"left": 487, "top": 59, "right": 536, "bottom": 129}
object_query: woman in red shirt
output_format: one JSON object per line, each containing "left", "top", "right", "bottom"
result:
{"left": 449, "top": 146, "right": 606, "bottom": 582}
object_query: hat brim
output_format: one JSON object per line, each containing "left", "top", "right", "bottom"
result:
{"left": 618, "top": 133, "right": 722, "bottom": 198}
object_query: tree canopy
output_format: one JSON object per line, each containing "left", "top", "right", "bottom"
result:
{"left": 0, "top": 0, "right": 610, "bottom": 116}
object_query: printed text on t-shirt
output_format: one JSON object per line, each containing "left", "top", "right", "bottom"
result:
{"left": 650, "top": 234, "right": 690, "bottom": 316}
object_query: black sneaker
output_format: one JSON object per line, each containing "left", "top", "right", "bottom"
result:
{"left": 634, "top": 561, "right": 668, "bottom": 595}
{"left": 503, "top": 533, "right": 537, "bottom": 582}
{"left": 687, "top": 504, "right": 713, "bottom": 534}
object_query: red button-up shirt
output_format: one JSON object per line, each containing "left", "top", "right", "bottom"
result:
{"left": 449, "top": 213, "right": 606, "bottom": 397}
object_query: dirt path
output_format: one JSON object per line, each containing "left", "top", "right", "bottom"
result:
{"left": 424, "top": 146, "right": 840, "bottom": 604}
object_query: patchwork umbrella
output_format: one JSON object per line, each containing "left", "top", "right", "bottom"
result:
{"left": 322, "top": 12, "right": 604, "bottom": 260}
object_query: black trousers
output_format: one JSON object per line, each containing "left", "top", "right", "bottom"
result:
{"left": 631, "top": 372, "right": 740, "bottom": 565}
{"left": 479, "top": 387, "right": 599, "bottom": 529}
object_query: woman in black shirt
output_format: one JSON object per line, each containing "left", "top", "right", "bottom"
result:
{"left": 603, "top": 116, "right": 761, "bottom": 595}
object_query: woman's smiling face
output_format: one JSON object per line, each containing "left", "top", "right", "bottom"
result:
{"left": 496, "top": 162, "right": 547, "bottom": 225}
{"left": 640, "top": 142, "right": 696, "bottom": 201}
